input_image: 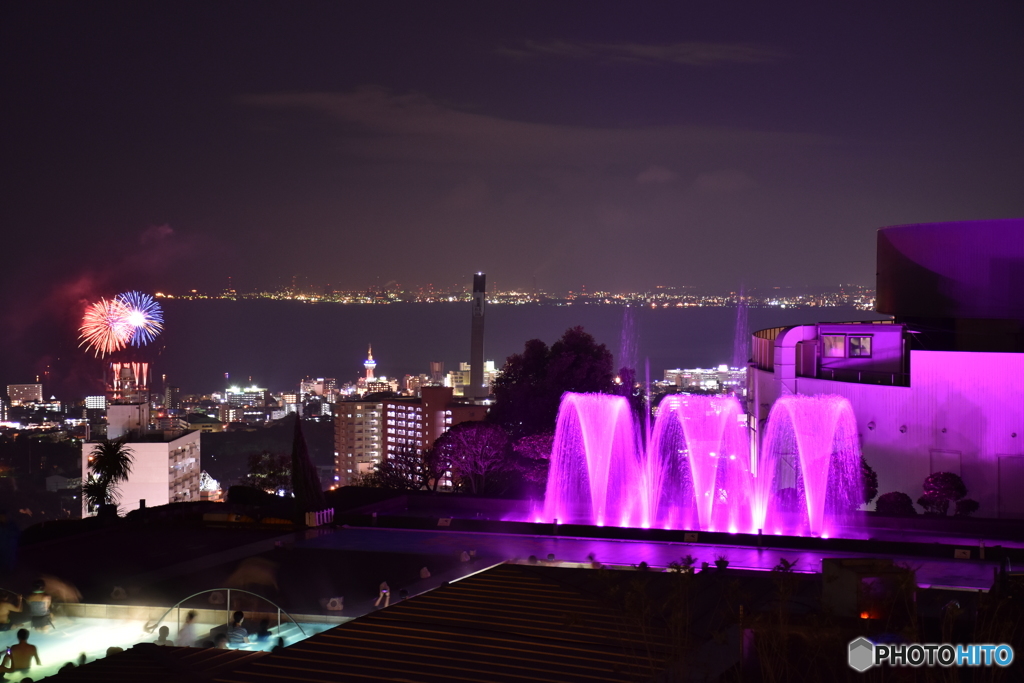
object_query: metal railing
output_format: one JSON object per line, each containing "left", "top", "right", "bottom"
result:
{"left": 816, "top": 367, "right": 910, "bottom": 387}
{"left": 145, "top": 588, "right": 307, "bottom": 639}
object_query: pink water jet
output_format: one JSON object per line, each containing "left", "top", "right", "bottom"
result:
{"left": 756, "top": 394, "right": 862, "bottom": 537}
{"left": 542, "top": 393, "right": 643, "bottom": 528}
{"left": 648, "top": 394, "right": 753, "bottom": 531}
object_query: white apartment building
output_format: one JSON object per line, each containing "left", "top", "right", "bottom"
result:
{"left": 81, "top": 428, "right": 201, "bottom": 515}
{"left": 334, "top": 401, "right": 384, "bottom": 486}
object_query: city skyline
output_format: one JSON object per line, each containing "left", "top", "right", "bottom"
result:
{"left": 157, "top": 280, "right": 876, "bottom": 307}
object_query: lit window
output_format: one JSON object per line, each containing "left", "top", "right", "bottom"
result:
{"left": 849, "top": 336, "right": 872, "bottom": 358}
{"left": 822, "top": 335, "right": 845, "bottom": 358}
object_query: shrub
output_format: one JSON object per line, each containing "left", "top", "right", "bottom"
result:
{"left": 917, "top": 492, "right": 949, "bottom": 516}
{"left": 875, "top": 491, "right": 917, "bottom": 516}
{"left": 954, "top": 499, "right": 980, "bottom": 518}
{"left": 861, "top": 456, "right": 879, "bottom": 506}
{"left": 919, "top": 472, "right": 968, "bottom": 516}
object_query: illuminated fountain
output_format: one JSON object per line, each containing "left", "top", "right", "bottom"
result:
{"left": 541, "top": 392, "right": 863, "bottom": 537}
{"left": 755, "top": 394, "right": 862, "bottom": 538}
{"left": 542, "top": 393, "right": 643, "bottom": 527}
{"left": 647, "top": 394, "right": 753, "bottom": 532}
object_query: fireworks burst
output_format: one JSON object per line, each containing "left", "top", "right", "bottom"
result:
{"left": 79, "top": 298, "right": 132, "bottom": 357}
{"left": 79, "top": 291, "right": 165, "bottom": 357}
{"left": 116, "top": 291, "right": 164, "bottom": 346}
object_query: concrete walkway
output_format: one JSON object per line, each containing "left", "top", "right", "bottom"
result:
{"left": 307, "top": 525, "right": 1001, "bottom": 592}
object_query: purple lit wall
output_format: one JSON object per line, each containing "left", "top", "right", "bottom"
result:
{"left": 752, "top": 349, "right": 1024, "bottom": 518}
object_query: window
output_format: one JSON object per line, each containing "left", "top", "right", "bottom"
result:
{"left": 822, "top": 335, "right": 846, "bottom": 358}
{"left": 849, "top": 336, "right": 872, "bottom": 357}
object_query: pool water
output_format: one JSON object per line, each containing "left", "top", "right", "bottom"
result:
{"left": 0, "top": 615, "right": 338, "bottom": 681}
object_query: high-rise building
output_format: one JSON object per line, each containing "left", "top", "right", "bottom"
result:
{"left": 366, "top": 378, "right": 399, "bottom": 394}
{"left": 429, "top": 361, "right": 445, "bottom": 383}
{"left": 164, "top": 385, "right": 181, "bottom": 410}
{"left": 7, "top": 383, "right": 43, "bottom": 406}
{"left": 403, "top": 373, "right": 436, "bottom": 395}
{"left": 334, "top": 401, "right": 384, "bottom": 486}
{"left": 107, "top": 403, "right": 149, "bottom": 439}
{"left": 225, "top": 386, "right": 268, "bottom": 407}
{"left": 85, "top": 395, "right": 108, "bottom": 410}
{"left": 446, "top": 361, "right": 498, "bottom": 396}
{"left": 468, "top": 273, "right": 487, "bottom": 398}
{"left": 381, "top": 386, "right": 488, "bottom": 487}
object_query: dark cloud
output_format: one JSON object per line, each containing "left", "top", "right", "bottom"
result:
{"left": 636, "top": 165, "right": 679, "bottom": 184}
{"left": 240, "top": 88, "right": 831, "bottom": 168}
{"left": 497, "top": 40, "right": 784, "bottom": 66}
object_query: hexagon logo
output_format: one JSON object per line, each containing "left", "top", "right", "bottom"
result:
{"left": 848, "top": 637, "right": 875, "bottom": 672}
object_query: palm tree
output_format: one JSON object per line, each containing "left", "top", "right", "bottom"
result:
{"left": 82, "top": 438, "right": 135, "bottom": 514}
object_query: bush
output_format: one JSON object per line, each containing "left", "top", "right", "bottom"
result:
{"left": 954, "top": 499, "right": 980, "bottom": 518}
{"left": 919, "top": 472, "right": 968, "bottom": 516}
{"left": 917, "top": 492, "right": 949, "bottom": 516}
{"left": 875, "top": 491, "right": 917, "bottom": 516}
{"left": 861, "top": 457, "right": 879, "bottom": 506}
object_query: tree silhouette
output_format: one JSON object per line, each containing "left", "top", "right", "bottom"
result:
{"left": 435, "top": 421, "right": 512, "bottom": 495}
{"left": 861, "top": 456, "right": 879, "bottom": 505}
{"left": 490, "top": 327, "right": 614, "bottom": 438}
{"left": 876, "top": 491, "right": 917, "bottom": 516}
{"left": 511, "top": 432, "right": 554, "bottom": 496}
{"left": 81, "top": 438, "right": 134, "bottom": 513}
{"left": 290, "top": 415, "right": 326, "bottom": 512}
{"left": 244, "top": 451, "right": 291, "bottom": 494}
{"left": 918, "top": 471, "right": 967, "bottom": 516}
{"left": 362, "top": 445, "right": 438, "bottom": 491}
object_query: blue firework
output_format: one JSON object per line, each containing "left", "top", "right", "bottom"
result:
{"left": 116, "top": 291, "right": 165, "bottom": 346}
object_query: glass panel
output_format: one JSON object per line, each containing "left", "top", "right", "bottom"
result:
{"left": 849, "top": 336, "right": 872, "bottom": 357}
{"left": 822, "top": 335, "right": 846, "bottom": 358}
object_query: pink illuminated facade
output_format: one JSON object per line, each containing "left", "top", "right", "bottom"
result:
{"left": 751, "top": 219, "right": 1024, "bottom": 519}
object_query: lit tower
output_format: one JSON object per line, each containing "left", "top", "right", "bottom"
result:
{"left": 469, "top": 272, "right": 486, "bottom": 398}
{"left": 364, "top": 344, "right": 376, "bottom": 380}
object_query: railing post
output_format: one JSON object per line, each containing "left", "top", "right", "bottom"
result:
{"left": 226, "top": 589, "right": 231, "bottom": 627}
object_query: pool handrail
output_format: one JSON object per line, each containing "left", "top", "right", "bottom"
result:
{"left": 145, "top": 588, "right": 307, "bottom": 639}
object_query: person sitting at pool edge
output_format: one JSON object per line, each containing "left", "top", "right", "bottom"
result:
{"left": 226, "top": 611, "right": 249, "bottom": 646}
{"left": 154, "top": 625, "right": 174, "bottom": 646}
{"left": 0, "top": 593, "right": 22, "bottom": 631}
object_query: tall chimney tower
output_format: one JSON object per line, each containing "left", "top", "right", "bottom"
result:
{"left": 469, "top": 273, "right": 486, "bottom": 398}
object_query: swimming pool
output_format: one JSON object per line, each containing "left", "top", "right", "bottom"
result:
{"left": 0, "top": 613, "right": 341, "bottom": 681}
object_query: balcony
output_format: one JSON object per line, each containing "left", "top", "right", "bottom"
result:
{"left": 814, "top": 367, "right": 909, "bottom": 387}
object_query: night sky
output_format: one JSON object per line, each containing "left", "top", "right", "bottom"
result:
{"left": 2, "top": 2, "right": 1022, "bottom": 390}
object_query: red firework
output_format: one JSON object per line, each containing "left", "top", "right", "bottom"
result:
{"left": 79, "top": 298, "right": 132, "bottom": 357}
